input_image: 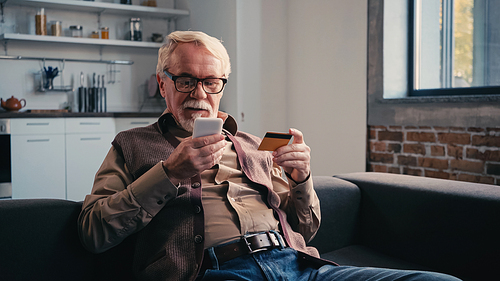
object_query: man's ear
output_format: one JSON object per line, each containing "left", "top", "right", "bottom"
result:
{"left": 156, "top": 73, "right": 166, "bottom": 97}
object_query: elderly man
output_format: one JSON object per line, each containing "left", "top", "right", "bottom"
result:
{"left": 78, "top": 31, "right": 461, "bottom": 281}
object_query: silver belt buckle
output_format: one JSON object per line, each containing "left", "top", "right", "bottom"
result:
{"left": 243, "top": 233, "right": 267, "bottom": 254}
{"left": 268, "top": 231, "right": 280, "bottom": 247}
{"left": 242, "top": 231, "right": 285, "bottom": 254}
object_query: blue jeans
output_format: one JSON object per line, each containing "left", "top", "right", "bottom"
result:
{"left": 197, "top": 247, "right": 462, "bottom": 281}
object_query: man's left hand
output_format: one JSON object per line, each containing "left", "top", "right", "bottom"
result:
{"left": 272, "top": 128, "right": 311, "bottom": 183}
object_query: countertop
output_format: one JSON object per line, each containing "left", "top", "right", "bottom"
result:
{"left": 0, "top": 111, "right": 162, "bottom": 118}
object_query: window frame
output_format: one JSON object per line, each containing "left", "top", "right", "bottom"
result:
{"left": 408, "top": 0, "right": 500, "bottom": 97}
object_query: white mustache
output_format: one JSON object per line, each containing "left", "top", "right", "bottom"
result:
{"left": 181, "top": 100, "right": 213, "bottom": 115}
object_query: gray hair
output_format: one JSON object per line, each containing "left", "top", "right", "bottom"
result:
{"left": 156, "top": 30, "right": 231, "bottom": 77}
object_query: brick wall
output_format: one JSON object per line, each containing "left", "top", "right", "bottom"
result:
{"left": 368, "top": 125, "right": 500, "bottom": 185}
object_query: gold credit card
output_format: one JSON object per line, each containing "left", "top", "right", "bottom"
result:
{"left": 258, "top": 132, "right": 293, "bottom": 151}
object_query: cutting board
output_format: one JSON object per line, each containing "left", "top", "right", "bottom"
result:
{"left": 27, "top": 109, "right": 69, "bottom": 113}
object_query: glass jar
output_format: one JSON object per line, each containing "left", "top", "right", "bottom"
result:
{"left": 90, "top": 30, "right": 100, "bottom": 39}
{"left": 50, "top": 21, "right": 62, "bottom": 37}
{"left": 35, "top": 8, "right": 47, "bottom": 36}
{"left": 128, "top": 18, "right": 142, "bottom": 41}
{"left": 69, "top": 25, "right": 83, "bottom": 38}
{"left": 100, "top": 27, "right": 109, "bottom": 39}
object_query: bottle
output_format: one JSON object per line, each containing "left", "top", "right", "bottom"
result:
{"left": 35, "top": 8, "right": 47, "bottom": 36}
{"left": 129, "top": 18, "right": 142, "bottom": 41}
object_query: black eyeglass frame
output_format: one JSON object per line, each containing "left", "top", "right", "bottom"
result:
{"left": 163, "top": 70, "right": 228, "bottom": 94}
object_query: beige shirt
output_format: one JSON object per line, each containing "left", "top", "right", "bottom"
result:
{"left": 169, "top": 120, "right": 318, "bottom": 248}
{"left": 79, "top": 117, "right": 320, "bottom": 253}
{"left": 202, "top": 140, "right": 293, "bottom": 248}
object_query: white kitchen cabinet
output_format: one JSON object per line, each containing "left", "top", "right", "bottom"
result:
{"left": 10, "top": 118, "right": 66, "bottom": 199}
{"left": 65, "top": 118, "right": 115, "bottom": 201}
{"left": 9, "top": 117, "right": 161, "bottom": 200}
{"left": 115, "top": 117, "right": 158, "bottom": 134}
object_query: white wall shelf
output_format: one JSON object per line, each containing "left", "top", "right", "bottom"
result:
{"left": 0, "top": 33, "right": 163, "bottom": 48}
{"left": 8, "top": 0, "right": 189, "bottom": 19}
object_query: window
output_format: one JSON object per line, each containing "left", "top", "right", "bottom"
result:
{"left": 409, "top": 0, "right": 500, "bottom": 96}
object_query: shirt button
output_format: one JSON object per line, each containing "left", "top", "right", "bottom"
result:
{"left": 194, "top": 205, "right": 202, "bottom": 214}
{"left": 194, "top": 235, "right": 203, "bottom": 244}
{"left": 191, "top": 182, "right": 201, "bottom": 188}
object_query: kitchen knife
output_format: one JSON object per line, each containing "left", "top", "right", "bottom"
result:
{"left": 91, "top": 73, "right": 96, "bottom": 112}
{"left": 85, "top": 74, "right": 89, "bottom": 112}
{"left": 97, "top": 74, "right": 101, "bottom": 112}
{"left": 78, "top": 72, "right": 85, "bottom": 112}
{"left": 101, "top": 74, "right": 107, "bottom": 112}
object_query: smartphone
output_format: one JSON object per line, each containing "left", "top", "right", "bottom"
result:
{"left": 192, "top": 117, "right": 223, "bottom": 138}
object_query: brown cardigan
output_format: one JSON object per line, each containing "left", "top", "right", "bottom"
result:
{"left": 110, "top": 112, "right": 322, "bottom": 281}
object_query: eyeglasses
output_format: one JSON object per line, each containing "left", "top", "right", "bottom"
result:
{"left": 163, "top": 70, "right": 227, "bottom": 94}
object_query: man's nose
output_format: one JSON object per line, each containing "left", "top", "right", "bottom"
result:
{"left": 190, "top": 81, "right": 207, "bottom": 99}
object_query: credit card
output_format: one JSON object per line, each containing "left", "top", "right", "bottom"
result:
{"left": 258, "top": 132, "right": 293, "bottom": 151}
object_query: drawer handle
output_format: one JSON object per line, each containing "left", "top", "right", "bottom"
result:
{"left": 131, "top": 122, "right": 150, "bottom": 125}
{"left": 79, "top": 122, "right": 101, "bottom": 125}
{"left": 80, "top": 137, "right": 101, "bottom": 141}
{"left": 26, "top": 123, "right": 50, "bottom": 126}
{"left": 27, "top": 139, "right": 50, "bottom": 142}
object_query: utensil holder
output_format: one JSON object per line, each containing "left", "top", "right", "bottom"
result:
{"left": 36, "top": 71, "right": 73, "bottom": 92}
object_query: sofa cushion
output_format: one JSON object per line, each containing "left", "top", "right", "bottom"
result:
{"left": 321, "top": 244, "right": 433, "bottom": 271}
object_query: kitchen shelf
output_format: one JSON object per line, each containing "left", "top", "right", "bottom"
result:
{"left": 8, "top": 0, "right": 189, "bottom": 19}
{"left": 1, "top": 33, "right": 163, "bottom": 48}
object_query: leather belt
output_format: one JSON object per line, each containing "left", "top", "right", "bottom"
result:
{"left": 207, "top": 232, "right": 286, "bottom": 265}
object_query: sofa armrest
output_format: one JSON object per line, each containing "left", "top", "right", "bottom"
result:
{"left": 308, "top": 176, "right": 361, "bottom": 254}
{"left": 336, "top": 172, "right": 500, "bottom": 281}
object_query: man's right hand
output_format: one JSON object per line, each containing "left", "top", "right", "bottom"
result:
{"left": 162, "top": 134, "right": 226, "bottom": 186}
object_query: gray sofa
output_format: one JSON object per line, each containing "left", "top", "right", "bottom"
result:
{"left": 1, "top": 172, "right": 498, "bottom": 280}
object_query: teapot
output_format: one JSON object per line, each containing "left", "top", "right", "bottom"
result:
{"left": 1, "top": 96, "right": 27, "bottom": 111}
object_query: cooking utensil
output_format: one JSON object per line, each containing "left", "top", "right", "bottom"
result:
{"left": 78, "top": 72, "right": 86, "bottom": 112}
{"left": 43, "top": 66, "right": 59, "bottom": 90}
{"left": 101, "top": 74, "right": 107, "bottom": 112}
{"left": 97, "top": 74, "right": 101, "bottom": 112}
{"left": 90, "top": 73, "right": 96, "bottom": 112}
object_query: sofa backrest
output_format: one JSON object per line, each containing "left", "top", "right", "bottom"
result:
{"left": 0, "top": 199, "right": 137, "bottom": 281}
{"left": 336, "top": 172, "right": 500, "bottom": 281}
{"left": 0, "top": 199, "right": 94, "bottom": 280}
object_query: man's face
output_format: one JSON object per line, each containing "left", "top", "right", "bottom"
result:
{"left": 158, "top": 43, "right": 224, "bottom": 132}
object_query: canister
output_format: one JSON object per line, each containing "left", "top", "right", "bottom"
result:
{"left": 91, "top": 31, "right": 100, "bottom": 38}
{"left": 50, "top": 21, "right": 62, "bottom": 36}
{"left": 69, "top": 25, "right": 83, "bottom": 38}
{"left": 35, "top": 8, "right": 47, "bottom": 35}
